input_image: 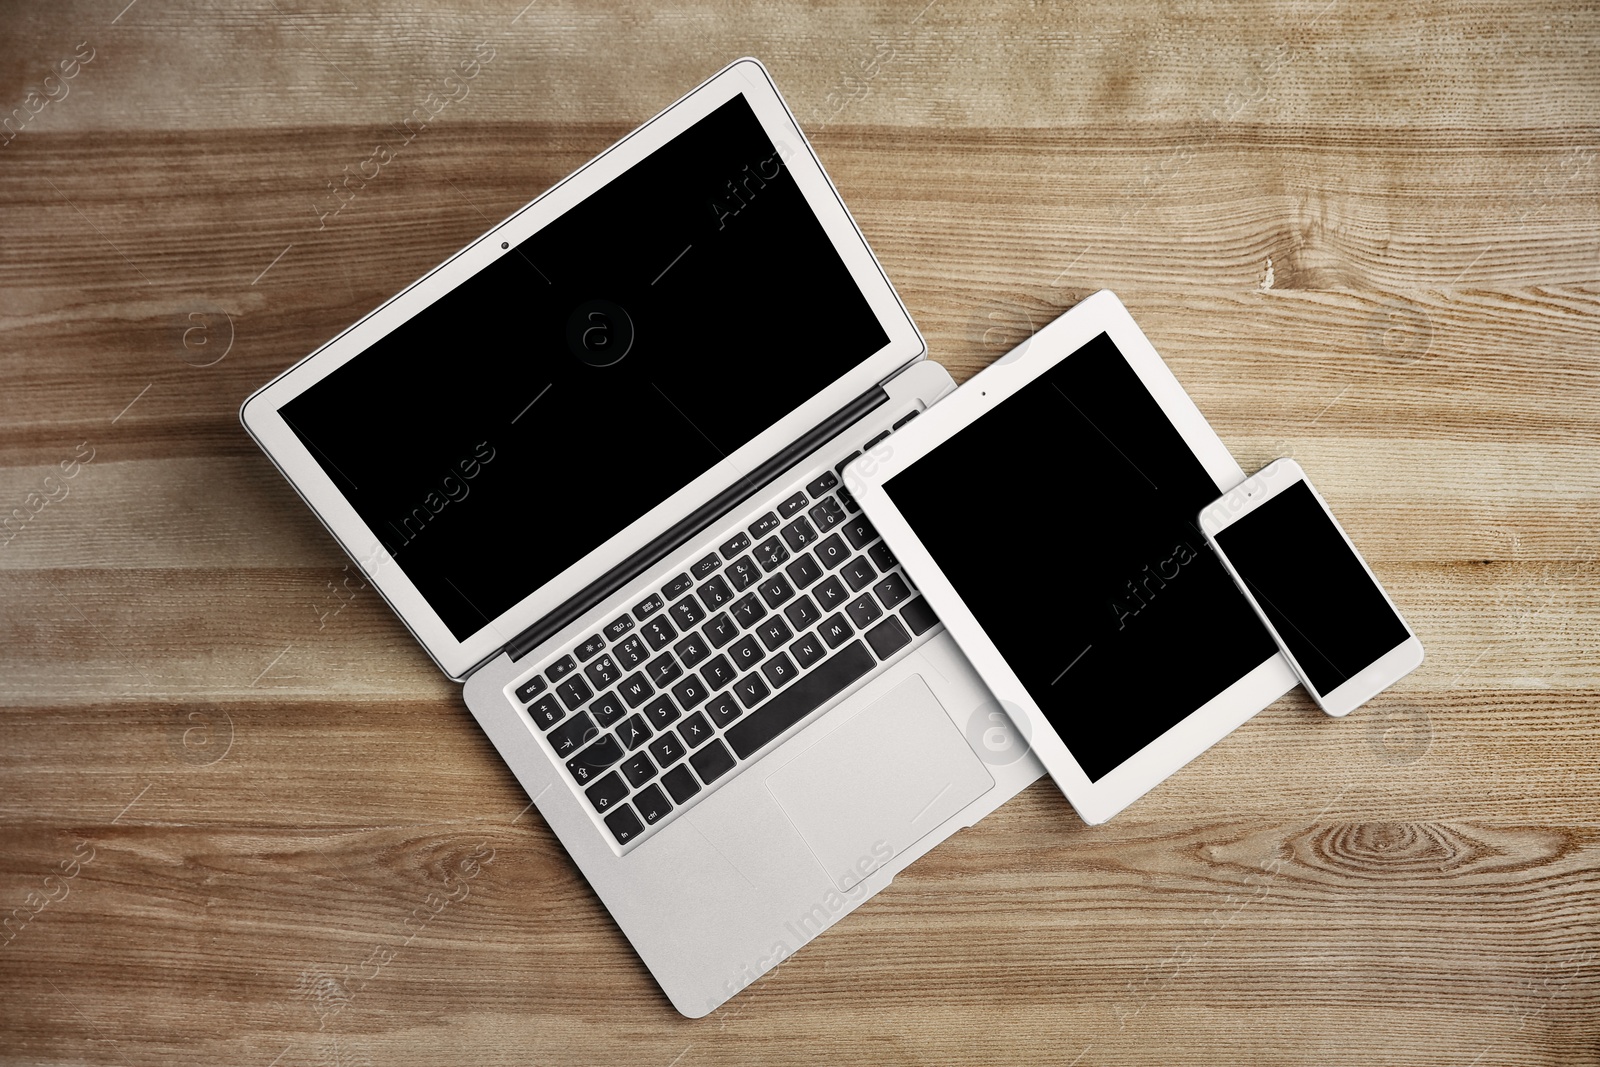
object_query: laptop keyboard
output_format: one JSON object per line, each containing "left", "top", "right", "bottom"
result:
{"left": 508, "top": 450, "right": 941, "bottom": 850}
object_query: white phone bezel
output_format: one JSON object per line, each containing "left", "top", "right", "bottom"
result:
{"left": 1198, "top": 457, "right": 1424, "bottom": 718}
{"left": 846, "top": 289, "right": 1297, "bottom": 826}
{"left": 239, "top": 58, "right": 926, "bottom": 680}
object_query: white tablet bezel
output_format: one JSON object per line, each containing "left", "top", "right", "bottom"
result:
{"left": 846, "top": 290, "right": 1296, "bottom": 825}
{"left": 240, "top": 58, "right": 925, "bottom": 680}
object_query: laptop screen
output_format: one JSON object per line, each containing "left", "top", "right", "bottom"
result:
{"left": 280, "top": 94, "right": 890, "bottom": 639}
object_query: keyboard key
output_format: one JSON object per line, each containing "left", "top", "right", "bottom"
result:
{"left": 819, "top": 612, "right": 854, "bottom": 648}
{"left": 648, "top": 731, "right": 686, "bottom": 768}
{"left": 867, "top": 542, "right": 897, "bottom": 573}
{"left": 757, "top": 617, "right": 793, "bottom": 651}
{"left": 615, "top": 635, "right": 648, "bottom": 668}
{"left": 733, "top": 672, "right": 770, "bottom": 709}
{"left": 758, "top": 573, "right": 794, "bottom": 609}
{"left": 546, "top": 655, "right": 576, "bottom": 683}
{"left": 700, "top": 654, "right": 736, "bottom": 691}
{"left": 778, "top": 491, "right": 809, "bottom": 518}
{"left": 604, "top": 615, "right": 635, "bottom": 641}
{"left": 661, "top": 764, "right": 701, "bottom": 804}
{"left": 705, "top": 692, "right": 742, "bottom": 728}
{"left": 515, "top": 675, "right": 547, "bottom": 703}
{"left": 837, "top": 484, "right": 859, "bottom": 513}
{"left": 604, "top": 804, "right": 644, "bottom": 845}
{"left": 892, "top": 409, "right": 920, "bottom": 430}
{"left": 698, "top": 575, "right": 734, "bottom": 610}
{"left": 528, "top": 694, "right": 565, "bottom": 730}
{"left": 863, "top": 429, "right": 891, "bottom": 451}
{"left": 841, "top": 556, "right": 878, "bottom": 592}
{"left": 814, "top": 575, "right": 849, "bottom": 611}
{"left": 846, "top": 593, "right": 882, "bottom": 629}
{"left": 589, "top": 691, "right": 627, "bottom": 729}
{"left": 874, "top": 573, "right": 911, "bottom": 610}
{"left": 731, "top": 592, "right": 766, "bottom": 630}
{"left": 677, "top": 711, "right": 714, "bottom": 748}
{"left": 865, "top": 617, "right": 911, "bottom": 659}
{"left": 646, "top": 652, "right": 682, "bottom": 688}
{"left": 729, "top": 634, "right": 766, "bottom": 670}
{"left": 815, "top": 534, "right": 849, "bottom": 570}
{"left": 901, "top": 597, "right": 939, "bottom": 635}
{"left": 566, "top": 732, "right": 623, "bottom": 784}
{"left": 833, "top": 451, "right": 861, "bottom": 477}
{"left": 809, "top": 497, "right": 845, "bottom": 532}
{"left": 784, "top": 594, "right": 821, "bottom": 630}
{"left": 617, "top": 713, "right": 652, "bottom": 751}
{"left": 674, "top": 632, "right": 710, "bottom": 669}
{"left": 584, "top": 653, "right": 621, "bottom": 690}
{"left": 634, "top": 783, "right": 672, "bottom": 824}
{"left": 781, "top": 516, "right": 817, "bottom": 552}
{"left": 661, "top": 572, "right": 694, "bottom": 601}
{"left": 806, "top": 471, "right": 838, "bottom": 498}
{"left": 669, "top": 595, "right": 705, "bottom": 630}
{"left": 761, "top": 652, "right": 798, "bottom": 689}
{"left": 619, "top": 672, "right": 655, "bottom": 707}
{"left": 725, "top": 641, "right": 875, "bottom": 759}
{"left": 672, "top": 674, "right": 709, "bottom": 710}
{"left": 702, "top": 612, "right": 737, "bottom": 648}
{"left": 550, "top": 713, "right": 601, "bottom": 755}
{"left": 753, "top": 536, "right": 789, "bottom": 572}
{"left": 575, "top": 634, "right": 607, "bottom": 662}
{"left": 720, "top": 531, "right": 750, "bottom": 559}
{"left": 620, "top": 752, "right": 657, "bottom": 788}
{"left": 789, "top": 630, "right": 826, "bottom": 669}
{"left": 689, "top": 739, "right": 737, "bottom": 785}
{"left": 633, "top": 592, "right": 664, "bottom": 620}
{"left": 641, "top": 616, "right": 677, "bottom": 651}
{"left": 842, "top": 516, "right": 878, "bottom": 551}
{"left": 642, "top": 694, "right": 681, "bottom": 731}
{"left": 692, "top": 552, "right": 722, "bottom": 580}
{"left": 785, "top": 553, "right": 823, "bottom": 589}
{"left": 587, "top": 771, "right": 629, "bottom": 813}
{"left": 556, "top": 676, "right": 593, "bottom": 711}
{"left": 748, "top": 511, "right": 781, "bottom": 538}
{"left": 727, "top": 555, "right": 759, "bottom": 592}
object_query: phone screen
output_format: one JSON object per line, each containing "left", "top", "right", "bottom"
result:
{"left": 1213, "top": 480, "right": 1409, "bottom": 695}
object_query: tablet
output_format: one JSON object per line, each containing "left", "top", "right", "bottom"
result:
{"left": 846, "top": 291, "right": 1296, "bottom": 824}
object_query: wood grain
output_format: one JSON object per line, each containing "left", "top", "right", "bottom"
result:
{"left": 2, "top": 0, "right": 1597, "bottom": 1063}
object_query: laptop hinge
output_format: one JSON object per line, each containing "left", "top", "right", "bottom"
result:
{"left": 504, "top": 385, "right": 890, "bottom": 662}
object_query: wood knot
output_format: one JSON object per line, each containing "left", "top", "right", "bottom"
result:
{"left": 1304, "top": 821, "right": 1477, "bottom": 878}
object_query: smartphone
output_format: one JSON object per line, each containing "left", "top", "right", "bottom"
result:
{"left": 1199, "top": 458, "right": 1424, "bottom": 717}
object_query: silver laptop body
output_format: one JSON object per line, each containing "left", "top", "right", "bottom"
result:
{"left": 241, "top": 59, "right": 1043, "bottom": 1017}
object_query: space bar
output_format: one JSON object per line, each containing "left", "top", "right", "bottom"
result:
{"left": 725, "top": 640, "right": 876, "bottom": 759}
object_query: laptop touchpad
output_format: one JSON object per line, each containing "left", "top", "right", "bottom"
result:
{"left": 766, "top": 674, "right": 994, "bottom": 893}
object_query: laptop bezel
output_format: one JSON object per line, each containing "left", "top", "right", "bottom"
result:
{"left": 240, "top": 58, "right": 925, "bottom": 680}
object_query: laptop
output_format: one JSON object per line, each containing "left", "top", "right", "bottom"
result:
{"left": 242, "top": 58, "right": 1045, "bottom": 1017}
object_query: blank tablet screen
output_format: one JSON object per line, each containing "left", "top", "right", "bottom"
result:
{"left": 883, "top": 332, "right": 1277, "bottom": 781}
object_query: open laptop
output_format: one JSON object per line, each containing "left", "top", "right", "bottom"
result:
{"left": 242, "top": 58, "right": 1045, "bottom": 1017}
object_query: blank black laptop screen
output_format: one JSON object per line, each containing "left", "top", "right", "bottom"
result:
{"left": 881, "top": 333, "right": 1277, "bottom": 781}
{"left": 280, "top": 94, "right": 890, "bottom": 639}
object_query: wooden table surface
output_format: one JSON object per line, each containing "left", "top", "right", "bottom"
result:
{"left": 3, "top": 1, "right": 1597, "bottom": 1063}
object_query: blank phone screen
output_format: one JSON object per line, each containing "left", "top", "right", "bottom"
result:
{"left": 1213, "top": 480, "right": 1409, "bottom": 696}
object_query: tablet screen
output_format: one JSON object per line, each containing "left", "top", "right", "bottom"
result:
{"left": 882, "top": 332, "right": 1277, "bottom": 781}
{"left": 277, "top": 93, "right": 889, "bottom": 639}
